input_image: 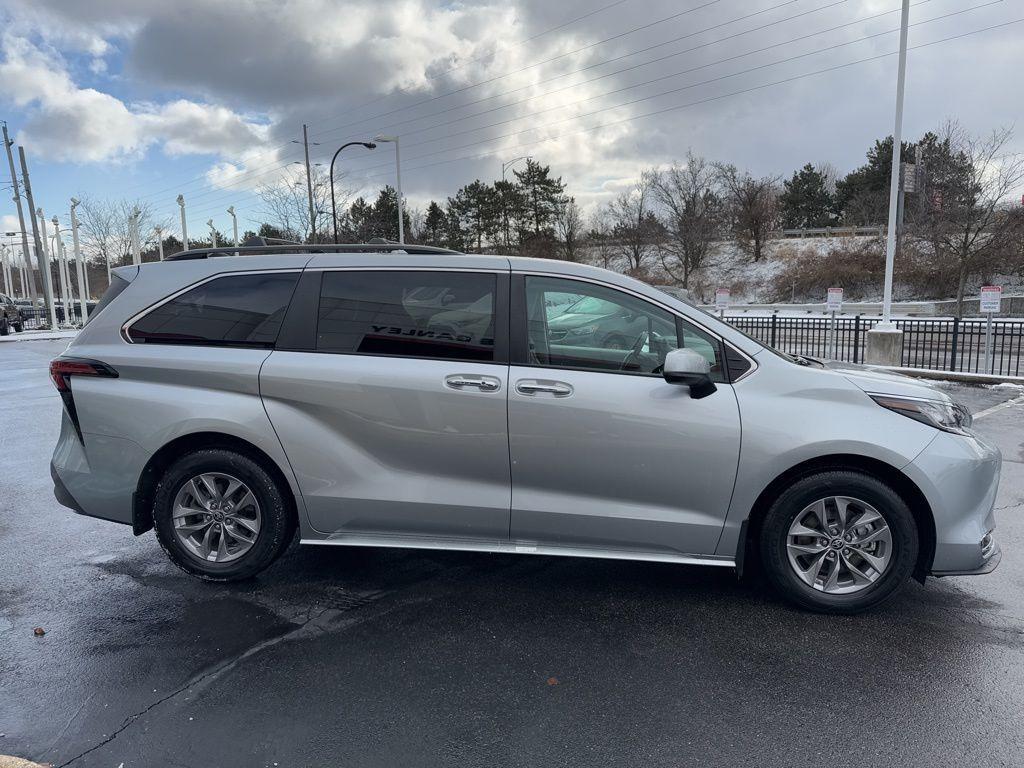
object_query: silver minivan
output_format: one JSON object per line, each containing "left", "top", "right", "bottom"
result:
{"left": 50, "top": 244, "right": 1001, "bottom": 613}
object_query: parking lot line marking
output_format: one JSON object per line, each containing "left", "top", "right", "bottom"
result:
{"left": 973, "top": 394, "right": 1024, "bottom": 420}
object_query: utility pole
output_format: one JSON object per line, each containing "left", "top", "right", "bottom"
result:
{"left": 373, "top": 135, "right": 405, "bottom": 244}
{"left": 301, "top": 124, "right": 317, "bottom": 243}
{"left": 155, "top": 226, "right": 164, "bottom": 261}
{"left": 70, "top": 198, "right": 88, "bottom": 318}
{"left": 3, "top": 122, "right": 37, "bottom": 302}
{"left": 21, "top": 147, "right": 56, "bottom": 328}
{"left": 177, "top": 194, "right": 188, "bottom": 252}
{"left": 207, "top": 219, "right": 217, "bottom": 247}
{"left": 1, "top": 244, "right": 10, "bottom": 295}
{"left": 865, "top": 0, "right": 910, "bottom": 366}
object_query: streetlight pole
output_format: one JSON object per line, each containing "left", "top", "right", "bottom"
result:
{"left": 19, "top": 147, "right": 55, "bottom": 326}
{"left": 36, "top": 208, "right": 58, "bottom": 329}
{"left": 177, "top": 194, "right": 188, "bottom": 253}
{"left": 207, "top": 220, "right": 217, "bottom": 247}
{"left": 374, "top": 135, "right": 404, "bottom": 244}
{"left": 2, "top": 122, "right": 36, "bottom": 302}
{"left": 865, "top": 0, "right": 910, "bottom": 365}
{"left": 52, "top": 217, "right": 71, "bottom": 324}
{"left": 155, "top": 226, "right": 164, "bottom": 261}
{"left": 129, "top": 207, "right": 141, "bottom": 266}
{"left": 502, "top": 156, "right": 530, "bottom": 181}
{"left": 329, "top": 141, "right": 376, "bottom": 243}
{"left": 70, "top": 198, "right": 88, "bottom": 318}
{"left": 227, "top": 206, "right": 239, "bottom": 250}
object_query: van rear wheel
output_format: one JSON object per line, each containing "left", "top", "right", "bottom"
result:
{"left": 152, "top": 449, "right": 294, "bottom": 581}
{"left": 759, "top": 470, "right": 918, "bottom": 614}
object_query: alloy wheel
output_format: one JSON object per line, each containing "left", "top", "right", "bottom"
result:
{"left": 785, "top": 496, "right": 893, "bottom": 594}
{"left": 172, "top": 472, "right": 262, "bottom": 563}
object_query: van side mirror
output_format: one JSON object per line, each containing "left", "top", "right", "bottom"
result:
{"left": 663, "top": 348, "right": 717, "bottom": 399}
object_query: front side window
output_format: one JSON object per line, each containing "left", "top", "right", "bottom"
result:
{"left": 317, "top": 270, "right": 497, "bottom": 362}
{"left": 525, "top": 276, "right": 725, "bottom": 380}
{"left": 128, "top": 272, "right": 299, "bottom": 347}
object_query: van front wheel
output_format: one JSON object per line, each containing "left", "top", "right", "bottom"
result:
{"left": 152, "top": 449, "right": 294, "bottom": 581}
{"left": 759, "top": 470, "right": 918, "bottom": 614}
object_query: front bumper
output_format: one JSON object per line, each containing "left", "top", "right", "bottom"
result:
{"left": 903, "top": 430, "right": 1002, "bottom": 576}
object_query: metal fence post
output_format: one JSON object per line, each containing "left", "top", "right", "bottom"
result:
{"left": 770, "top": 313, "right": 777, "bottom": 349}
{"left": 853, "top": 315, "right": 861, "bottom": 364}
{"left": 949, "top": 317, "right": 959, "bottom": 372}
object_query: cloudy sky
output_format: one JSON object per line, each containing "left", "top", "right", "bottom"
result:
{"left": 0, "top": 0, "right": 1021, "bottom": 239}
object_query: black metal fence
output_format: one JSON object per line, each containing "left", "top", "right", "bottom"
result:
{"left": 725, "top": 314, "right": 1024, "bottom": 377}
{"left": 18, "top": 305, "right": 90, "bottom": 330}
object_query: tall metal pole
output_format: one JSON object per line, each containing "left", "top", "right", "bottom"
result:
{"left": 329, "top": 141, "right": 376, "bottom": 244}
{"left": 130, "top": 207, "right": 141, "bottom": 265}
{"left": 70, "top": 199, "right": 87, "bottom": 319}
{"left": 155, "top": 226, "right": 164, "bottom": 260}
{"left": 228, "top": 205, "right": 239, "bottom": 247}
{"left": 1, "top": 244, "right": 10, "bottom": 295}
{"left": 177, "top": 194, "right": 188, "bottom": 252}
{"left": 52, "top": 217, "right": 71, "bottom": 323}
{"left": 880, "top": 0, "right": 910, "bottom": 325}
{"left": 30, "top": 200, "right": 57, "bottom": 328}
{"left": 3, "top": 123, "right": 37, "bottom": 302}
{"left": 394, "top": 137, "right": 404, "bottom": 244}
{"left": 207, "top": 220, "right": 217, "bottom": 248}
{"left": 302, "top": 124, "right": 317, "bottom": 243}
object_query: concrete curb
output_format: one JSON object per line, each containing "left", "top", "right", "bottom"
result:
{"left": 871, "top": 365, "right": 1024, "bottom": 386}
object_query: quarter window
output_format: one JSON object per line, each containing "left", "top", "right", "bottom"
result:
{"left": 524, "top": 276, "right": 725, "bottom": 380}
{"left": 317, "top": 271, "right": 497, "bottom": 362}
{"left": 127, "top": 272, "right": 298, "bottom": 347}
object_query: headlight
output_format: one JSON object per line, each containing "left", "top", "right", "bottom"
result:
{"left": 870, "top": 395, "right": 973, "bottom": 435}
{"left": 568, "top": 324, "right": 599, "bottom": 336}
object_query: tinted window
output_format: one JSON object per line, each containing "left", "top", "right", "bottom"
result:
{"left": 317, "top": 271, "right": 496, "bottom": 362}
{"left": 84, "top": 273, "right": 130, "bottom": 326}
{"left": 525, "top": 276, "right": 725, "bottom": 380}
{"left": 128, "top": 272, "right": 298, "bottom": 347}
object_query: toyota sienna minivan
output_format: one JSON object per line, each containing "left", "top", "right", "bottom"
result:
{"left": 50, "top": 244, "right": 1001, "bottom": 613}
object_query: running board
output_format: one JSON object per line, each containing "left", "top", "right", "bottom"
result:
{"left": 300, "top": 534, "right": 735, "bottom": 568}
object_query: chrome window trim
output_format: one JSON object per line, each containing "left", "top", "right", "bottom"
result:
{"left": 120, "top": 268, "right": 303, "bottom": 344}
{"left": 516, "top": 270, "right": 759, "bottom": 384}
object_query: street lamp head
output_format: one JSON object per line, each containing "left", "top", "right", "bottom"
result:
{"left": 373, "top": 135, "right": 397, "bottom": 143}
{"left": 52, "top": 216, "right": 58, "bottom": 226}
{"left": 363, "top": 142, "right": 377, "bottom": 150}
{"left": 70, "top": 197, "right": 80, "bottom": 209}
{"left": 207, "top": 219, "right": 214, "bottom": 228}
{"left": 176, "top": 194, "right": 185, "bottom": 206}
{"left": 227, "top": 206, "right": 235, "bottom": 216}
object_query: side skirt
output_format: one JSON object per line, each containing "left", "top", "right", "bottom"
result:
{"left": 300, "top": 533, "right": 736, "bottom": 569}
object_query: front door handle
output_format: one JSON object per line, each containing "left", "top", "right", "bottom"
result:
{"left": 445, "top": 374, "right": 502, "bottom": 392}
{"left": 515, "top": 379, "right": 573, "bottom": 397}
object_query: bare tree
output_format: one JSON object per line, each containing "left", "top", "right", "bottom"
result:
{"left": 909, "top": 123, "right": 1024, "bottom": 315}
{"left": 554, "top": 197, "right": 583, "bottom": 261}
{"left": 76, "top": 197, "right": 164, "bottom": 287}
{"left": 716, "top": 164, "right": 780, "bottom": 262}
{"left": 605, "top": 170, "right": 660, "bottom": 272}
{"left": 586, "top": 210, "right": 616, "bottom": 270}
{"left": 257, "top": 165, "right": 347, "bottom": 242}
{"left": 652, "top": 152, "right": 725, "bottom": 288}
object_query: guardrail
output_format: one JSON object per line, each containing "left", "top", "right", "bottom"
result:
{"left": 780, "top": 226, "right": 884, "bottom": 239}
{"left": 726, "top": 314, "right": 1024, "bottom": 377}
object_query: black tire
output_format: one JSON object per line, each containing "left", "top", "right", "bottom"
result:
{"left": 13, "top": 321, "right": 23, "bottom": 332}
{"left": 759, "top": 470, "right": 918, "bottom": 614}
{"left": 0, "top": 318, "right": 8, "bottom": 336}
{"left": 152, "top": 449, "right": 295, "bottom": 581}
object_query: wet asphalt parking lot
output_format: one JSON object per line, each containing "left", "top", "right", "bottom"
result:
{"left": 2, "top": 338, "right": 1023, "bottom": 768}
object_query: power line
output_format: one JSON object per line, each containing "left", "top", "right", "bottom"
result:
{"left": 165, "top": 0, "right": 859, "bottom": 210}
{"left": 177, "top": 0, "right": 984, "bottom": 214}
{"left": 114, "top": 0, "right": 636, "bottom": 197}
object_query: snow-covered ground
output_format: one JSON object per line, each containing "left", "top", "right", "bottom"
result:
{"left": 0, "top": 329, "right": 78, "bottom": 344}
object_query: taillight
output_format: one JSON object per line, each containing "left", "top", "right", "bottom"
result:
{"left": 49, "top": 358, "right": 118, "bottom": 392}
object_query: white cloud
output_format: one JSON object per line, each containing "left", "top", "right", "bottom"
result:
{"left": 0, "top": 34, "right": 271, "bottom": 164}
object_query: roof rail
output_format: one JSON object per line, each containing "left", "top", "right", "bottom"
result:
{"left": 164, "top": 242, "right": 465, "bottom": 261}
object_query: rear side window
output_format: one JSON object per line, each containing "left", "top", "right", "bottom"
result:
{"left": 128, "top": 272, "right": 299, "bottom": 347}
{"left": 317, "top": 270, "right": 496, "bottom": 362}
{"left": 84, "top": 273, "right": 130, "bottom": 326}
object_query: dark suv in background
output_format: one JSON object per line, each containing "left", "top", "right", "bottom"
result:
{"left": 0, "top": 293, "right": 24, "bottom": 335}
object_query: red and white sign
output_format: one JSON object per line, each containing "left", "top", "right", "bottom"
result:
{"left": 826, "top": 287, "right": 843, "bottom": 313}
{"left": 715, "top": 288, "right": 730, "bottom": 310}
{"left": 980, "top": 285, "right": 1002, "bottom": 314}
